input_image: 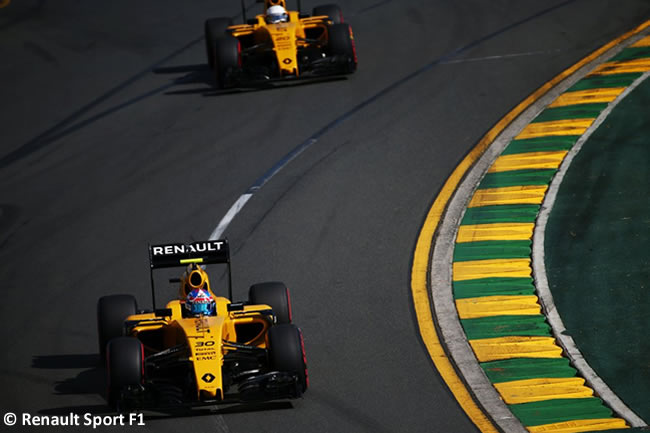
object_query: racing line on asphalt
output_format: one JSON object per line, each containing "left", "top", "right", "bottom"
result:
{"left": 207, "top": 0, "right": 581, "bottom": 241}
{"left": 412, "top": 19, "right": 650, "bottom": 433}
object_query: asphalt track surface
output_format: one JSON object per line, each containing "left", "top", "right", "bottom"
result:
{"left": 1, "top": 1, "right": 649, "bottom": 432}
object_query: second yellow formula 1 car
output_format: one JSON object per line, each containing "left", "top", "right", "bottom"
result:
{"left": 205, "top": 0, "right": 357, "bottom": 88}
{"left": 96, "top": 240, "right": 308, "bottom": 412}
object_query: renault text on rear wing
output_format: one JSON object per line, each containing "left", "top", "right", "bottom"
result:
{"left": 149, "top": 240, "right": 230, "bottom": 269}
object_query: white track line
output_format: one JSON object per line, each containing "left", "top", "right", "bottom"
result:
{"left": 209, "top": 193, "right": 253, "bottom": 240}
{"left": 429, "top": 30, "right": 648, "bottom": 431}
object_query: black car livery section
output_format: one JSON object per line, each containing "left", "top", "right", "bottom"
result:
{"left": 150, "top": 241, "right": 229, "bottom": 267}
{"left": 149, "top": 240, "right": 233, "bottom": 305}
{"left": 97, "top": 240, "right": 308, "bottom": 412}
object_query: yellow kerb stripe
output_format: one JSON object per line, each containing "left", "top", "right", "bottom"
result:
{"left": 494, "top": 377, "right": 593, "bottom": 404}
{"left": 469, "top": 336, "right": 563, "bottom": 362}
{"left": 468, "top": 185, "right": 547, "bottom": 207}
{"left": 456, "top": 295, "right": 541, "bottom": 319}
{"left": 456, "top": 222, "right": 534, "bottom": 242}
{"left": 410, "top": 19, "right": 650, "bottom": 432}
{"left": 453, "top": 258, "right": 531, "bottom": 281}
{"left": 528, "top": 418, "right": 629, "bottom": 433}
{"left": 631, "top": 35, "right": 650, "bottom": 47}
{"left": 548, "top": 87, "right": 626, "bottom": 107}
{"left": 591, "top": 58, "right": 650, "bottom": 75}
{"left": 516, "top": 119, "right": 594, "bottom": 139}
{"left": 488, "top": 151, "right": 568, "bottom": 173}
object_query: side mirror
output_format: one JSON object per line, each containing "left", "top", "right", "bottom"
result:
{"left": 227, "top": 302, "right": 246, "bottom": 312}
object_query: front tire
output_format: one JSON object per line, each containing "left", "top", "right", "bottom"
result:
{"left": 106, "top": 337, "right": 143, "bottom": 409}
{"left": 268, "top": 324, "right": 308, "bottom": 394}
{"left": 205, "top": 17, "right": 233, "bottom": 69}
{"left": 213, "top": 35, "right": 241, "bottom": 89}
{"left": 97, "top": 295, "right": 137, "bottom": 361}
{"left": 327, "top": 23, "right": 357, "bottom": 73}
{"left": 249, "top": 282, "right": 292, "bottom": 324}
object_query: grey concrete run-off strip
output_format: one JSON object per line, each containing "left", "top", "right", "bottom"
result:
{"left": 532, "top": 68, "right": 650, "bottom": 428}
{"left": 429, "top": 29, "right": 650, "bottom": 432}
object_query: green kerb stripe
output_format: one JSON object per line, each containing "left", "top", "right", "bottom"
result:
{"left": 569, "top": 73, "right": 641, "bottom": 91}
{"left": 479, "top": 169, "right": 556, "bottom": 189}
{"left": 509, "top": 398, "right": 613, "bottom": 427}
{"left": 461, "top": 205, "right": 540, "bottom": 225}
{"left": 453, "top": 277, "right": 536, "bottom": 299}
{"left": 454, "top": 240, "right": 531, "bottom": 262}
{"left": 462, "top": 315, "right": 551, "bottom": 340}
{"left": 502, "top": 136, "right": 579, "bottom": 155}
{"left": 610, "top": 46, "right": 650, "bottom": 62}
{"left": 481, "top": 358, "right": 577, "bottom": 383}
{"left": 532, "top": 103, "right": 608, "bottom": 123}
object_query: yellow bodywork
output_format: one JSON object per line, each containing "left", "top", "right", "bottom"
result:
{"left": 226, "top": 1, "right": 332, "bottom": 78}
{"left": 125, "top": 292, "right": 273, "bottom": 401}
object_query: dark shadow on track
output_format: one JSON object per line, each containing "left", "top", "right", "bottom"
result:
{"left": 0, "top": 1, "right": 264, "bottom": 170}
{"left": 32, "top": 354, "right": 111, "bottom": 416}
{"left": 0, "top": 0, "right": 579, "bottom": 171}
{"left": 33, "top": 354, "right": 105, "bottom": 396}
{"left": 0, "top": 36, "right": 203, "bottom": 170}
{"left": 154, "top": 63, "right": 349, "bottom": 96}
{"left": 142, "top": 401, "right": 294, "bottom": 421}
{"left": 32, "top": 354, "right": 295, "bottom": 419}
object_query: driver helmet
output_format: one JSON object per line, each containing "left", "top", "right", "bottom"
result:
{"left": 266, "top": 5, "right": 288, "bottom": 24}
{"left": 186, "top": 288, "right": 216, "bottom": 316}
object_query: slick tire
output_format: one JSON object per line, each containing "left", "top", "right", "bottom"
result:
{"left": 106, "top": 337, "right": 143, "bottom": 409}
{"left": 312, "top": 4, "right": 343, "bottom": 24}
{"left": 268, "top": 324, "right": 308, "bottom": 394}
{"left": 249, "top": 282, "right": 292, "bottom": 324}
{"left": 327, "top": 23, "right": 357, "bottom": 73}
{"left": 213, "top": 35, "right": 240, "bottom": 89}
{"left": 97, "top": 294, "right": 137, "bottom": 361}
{"left": 205, "top": 17, "right": 233, "bottom": 69}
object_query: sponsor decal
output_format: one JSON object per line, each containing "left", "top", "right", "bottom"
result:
{"left": 195, "top": 340, "right": 215, "bottom": 347}
{"left": 197, "top": 355, "right": 216, "bottom": 361}
{"left": 201, "top": 373, "right": 216, "bottom": 383}
{"left": 151, "top": 241, "right": 225, "bottom": 256}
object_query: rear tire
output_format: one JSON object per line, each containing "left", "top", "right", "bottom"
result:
{"left": 97, "top": 295, "right": 137, "bottom": 361}
{"left": 268, "top": 324, "right": 308, "bottom": 394}
{"left": 312, "top": 4, "right": 343, "bottom": 24}
{"left": 205, "top": 17, "right": 233, "bottom": 69}
{"left": 213, "top": 35, "right": 241, "bottom": 89}
{"left": 249, "top": 282, "right": 292, "bottom": 324}
{"left": 106, "top": 337, "right": 143, "bottom": 409}
{"left": 327, "top": 23, "right": 357, "bottom": 73}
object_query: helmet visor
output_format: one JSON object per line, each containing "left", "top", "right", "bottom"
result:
{"left": 189, "top": 301, "right": 213, "bottom": 315}
{"left": 267, "top": 12, "right": 288, "bottom": 23}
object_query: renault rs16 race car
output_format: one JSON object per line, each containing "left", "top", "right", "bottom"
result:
{"left": 96, "top": 240, "right": 308, "bottom": 411}
{"left": 205, "top": 0, "right": 357, "bottom": 88}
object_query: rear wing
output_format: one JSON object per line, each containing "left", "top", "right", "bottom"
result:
{"left": 148, "top": 240, "right": 233, "bottom": 308}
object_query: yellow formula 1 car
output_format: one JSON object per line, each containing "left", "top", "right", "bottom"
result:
{"left": 96, "top": 240, "right": 308, "bottom": 411}
{"left": 205, "top": 0, "right": 357, "bottom": 88}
